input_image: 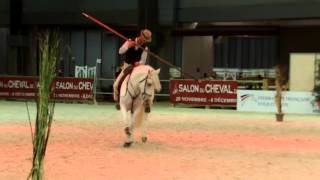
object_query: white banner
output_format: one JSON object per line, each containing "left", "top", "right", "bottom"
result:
{"left": 237, "top": 90, "right": 320, "bottom": 114}
{"left": 75, "top": 66, "right": 87, "bottom": 78}
{"left": 87, "top": 66, "right": 96, "bottom": 78}
{"left": 75, "top": 66, "right": 96, "bottom": 78}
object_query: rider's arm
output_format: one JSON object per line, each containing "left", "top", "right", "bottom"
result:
{"left": 139, "top": 47, "right": 148, "bottom": 64}
{"left": 119, "top": 39, "right": 135, "bottom": 54}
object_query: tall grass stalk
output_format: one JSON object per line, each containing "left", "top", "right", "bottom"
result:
{"left": 28, "top": 30, "right": 60, "bottom": 180}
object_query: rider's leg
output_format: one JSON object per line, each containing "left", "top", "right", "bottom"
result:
{"left": 113, "top": 70, "right": 124, "bottom": 110}
{"left": 113, "top": 73, "right": 122, "bottom": 102}
{"left": 113, "top": 62, "right": 129, "bottom": 102}
{"left": 113, "top": 64, "right": 133, "bottom": 110}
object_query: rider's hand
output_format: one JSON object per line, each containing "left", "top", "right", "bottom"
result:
{"left": 127, "top": 39, "right": 136, "bottom": 48}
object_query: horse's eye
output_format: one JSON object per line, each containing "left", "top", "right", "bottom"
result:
{"left": 147, "top": 83, "right": 152, "bottom": 87}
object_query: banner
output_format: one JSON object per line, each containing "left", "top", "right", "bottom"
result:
{"left": 170, "top": 79, "right": 238, "bottom": 106}
{"left": 0, "top": 76, "right": 94, "bottom": 101}
{"left": 237, "top": 90, "right": 320, "bottom": 114}
{"left": 75, "top": 66, "right": 88, "bottom": 78}
{"left": 75, "top": 66, "right": 96, "bottom": 78}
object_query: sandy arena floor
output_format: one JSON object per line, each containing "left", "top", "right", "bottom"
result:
{"left": 1, "top": 100, "right": 320, "bottom": 180}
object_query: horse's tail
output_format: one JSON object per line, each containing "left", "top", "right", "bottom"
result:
{"left": 134, "top": 104, "right": 145, "bottom": 128}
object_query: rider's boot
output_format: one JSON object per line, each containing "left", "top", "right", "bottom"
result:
{"left": 114, "top": 90, "right": 120, "bottom": 110}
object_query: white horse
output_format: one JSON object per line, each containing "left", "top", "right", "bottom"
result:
{"left": 119, "top": 65, "right": 161, "bottom": 147}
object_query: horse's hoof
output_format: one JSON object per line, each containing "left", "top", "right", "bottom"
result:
{"left": 124, "top": 127, "right": 131, "bottom": 136}
{"left": 141, "top": 137, "right": 148, "bottom": 143}
{"left": 145, "top": 106, "right": 150, "bottom": 113}
{"left": 123, "top": 141, "right": 133, "bottom": 148}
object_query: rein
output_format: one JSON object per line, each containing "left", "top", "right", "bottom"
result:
{"left": 140, "top": 74, "right": 153, "bottom": 99}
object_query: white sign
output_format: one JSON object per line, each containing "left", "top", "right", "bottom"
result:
{"left": 75, "top": 66, "right": 87, "bottom": 78}
{"left": 87, "top": 66, "right": 96, "bottom": 78}
{"left": 237, "top": 90, "right": 320, "bottom": 114}
{"left": 169, "top": 68, "right": 181, "bottom": 78}
{"left": 75, "top": 66, "right": 96, "bottom": 78}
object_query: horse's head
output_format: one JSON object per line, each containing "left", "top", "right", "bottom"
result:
{"left": 125, "top": 66, "right": 161, "bottom": 103}
{"left": 148, "top": 68, "right": 161, "bottom": 92}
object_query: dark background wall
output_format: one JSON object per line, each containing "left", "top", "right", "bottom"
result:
{"left": 0, "top": 0, "right": 9, "bottom": 26}
{"left": 22, "top": 0, "right": 138, "bottom": 25}
{"left": 0, "top": 28, "right": 8, "bottom": 74}
{"left": 1, "top": 0, "right": 320, "bottom": 79}
{"left": 280, "top": 27, "right": 320, "bottom": 64}
{"left": 178, "top": 0, "right": 320, "bottom": 22}
{"left": 3, "top": 0, "right": 320, "bottom": 25}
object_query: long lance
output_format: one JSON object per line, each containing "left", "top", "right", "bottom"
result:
{"left": 81, "top": 12, "right": 198, "bottom": 80}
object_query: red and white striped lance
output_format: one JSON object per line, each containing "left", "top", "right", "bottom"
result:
{"left": 81, "top": 12, "right": 198, "bottom": 80}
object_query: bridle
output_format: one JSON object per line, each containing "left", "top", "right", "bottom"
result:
{"left": 123, "top": 73, "right": 154, "bottom": 113}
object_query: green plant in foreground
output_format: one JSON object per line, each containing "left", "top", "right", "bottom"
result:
{"left": 28, "top": 30, "right": 60, "bottom": 180}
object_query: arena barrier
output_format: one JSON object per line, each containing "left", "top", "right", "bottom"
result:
{"left": 237, "top": 90, "right": 320, "bottom": 114}
{"left": 169, "top": 79, "right": 238, "bottom": 107}
{"left": 0, "top": 76, "right": 94, "bottom": 101}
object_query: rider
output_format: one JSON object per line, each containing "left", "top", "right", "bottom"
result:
{"left": 113, "top": 29, "right": 152, "bottom": 110}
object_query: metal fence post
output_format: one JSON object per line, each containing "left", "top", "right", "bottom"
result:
{"left": 93, "top": 58, "right": 102, "bottom": 104}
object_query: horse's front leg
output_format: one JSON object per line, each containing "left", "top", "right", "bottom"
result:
{"left": 123, "top": 126, "right": 134, "bottom": 147}
{"left": 141, "top": 96, "right": 153, "bottom": 142}
{"left": 120, "top": 106, "right": 134, "bottom": 148}
{"left": 140, "top": 110, "right": 149, "bottom": 143}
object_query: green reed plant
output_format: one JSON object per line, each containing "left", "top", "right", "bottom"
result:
{"left": 28, "top": 30, "right": 61, "bottom": 180}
